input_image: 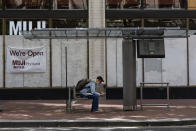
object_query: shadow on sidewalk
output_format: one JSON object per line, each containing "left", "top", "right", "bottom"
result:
{"left": 0, "top": 99, "right": 196, "bottom": 120}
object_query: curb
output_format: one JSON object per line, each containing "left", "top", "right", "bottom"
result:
{"left": 0, "top": 118, "right": 196, "bottom": 127}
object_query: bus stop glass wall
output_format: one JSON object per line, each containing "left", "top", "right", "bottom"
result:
{"left": 144, "top": 0, "right": 186, "bottom": 9}
{"left": 6, "top": 0, "right": 50, "bottom": 9}
{"left": 189, "top": 19, "right": 196, "bottom": 36}
{"left": 53, "top": 0, "right": 88, "bottom": 9}
{"left": 106, "top": 19, "right": 141, "bottom": 27}
{"left": 106, "top": 0, "right": 141, "bottom": 9}
{"left": 144, "top": 19, "right": 186, "bottom": 28}
{"left": 53, "top": 19, "right": 88, "bottom": 28}
{"left": 144, "top": 19, "right": 187, "bottom": 37}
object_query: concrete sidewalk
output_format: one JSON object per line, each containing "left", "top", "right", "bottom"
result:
{"left": 0, "top": 99, "right": 196, "bottom": 127}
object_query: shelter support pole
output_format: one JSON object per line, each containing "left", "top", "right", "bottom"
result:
{"left": 122, "top": 39, "right": 137, "bottom": 111}
{"left": 2, "top": 19, "right": 5, "bottom": 88}
{"left": 49, "top": 18, "right": 52, "bottom": 88}
{"left": 186, "top": 18, "right": 190, "bottom": 86}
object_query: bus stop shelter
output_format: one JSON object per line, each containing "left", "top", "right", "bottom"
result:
{"left": 22, "top": 27, "right": 190, "bottom": 111}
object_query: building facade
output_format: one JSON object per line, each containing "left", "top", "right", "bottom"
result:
{"left": 1, "top": 0, "right": 196, "bottom": 91}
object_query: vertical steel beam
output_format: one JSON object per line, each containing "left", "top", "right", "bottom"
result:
{"left": 186, "top": 18, "right": 190, "bottom": 86}
{"left": 87, "top": 32, "right": 89, "bottom": 79}
{"left": 65, "top": 46, "right": 70, "bottom": 111}
{"left": 65, "top": 47, "right": 67, "bottom": 91}
{"left": 105, "top": 37, "right": 108, "bottom": 86}
{"left": 141, "top": 18, "right": 145, "bottom": 83}
{"left": 122, "top": 39, "right": 137, "bottom": 111}
{"left": 2, "top": 19, "right": 5, "bottom": 88}
{"left": 49, "top": 18, "right": 52, "bottom": 88}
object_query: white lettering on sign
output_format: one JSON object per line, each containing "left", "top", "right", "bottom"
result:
{"left": 9, "top": 21, "right": 46, "bottom": 35}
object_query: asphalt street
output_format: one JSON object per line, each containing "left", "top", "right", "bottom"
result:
{"left": 1, "top": 126, "right": 196, "bottom": 131}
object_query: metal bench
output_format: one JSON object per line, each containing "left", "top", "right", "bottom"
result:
{"left": 66, "top": 86, "right": 88, "bottom": 112}
{"left": 66, "top": 84, "right": 106, "bottom": 112}
{"left": 140, "top": 82, "right": 170, "bottom": 110}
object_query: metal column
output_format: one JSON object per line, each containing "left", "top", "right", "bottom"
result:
{"left": 65, "top": 47, "right": 71, "bottom": 112}
{"left": 122, "top": 39, "right": 137, "bottom": 111}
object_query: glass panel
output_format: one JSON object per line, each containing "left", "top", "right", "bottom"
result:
{"left": 106, "top": 19, "right": 141, "bottom": 27}
{"left": 106, "top": 0, "right": 141, "bottom": 9}
{"left": 144, "top": 0, "right": 186, "bottom": 9}
{"left": 0, "top": 20, "right": 2, "bottom": 35}
{"left": 0, "top": 0, "right": 2, "bottom": 9}
{"left": 53, "top": 19, "right": 88, "bottom": 28}
{"left": 190, "top": 19, "right": 196, "bottom": 30}
{"left": 6, "top": 0, "right": 50, "bottom": 9}
{"left": 144, "top": 19, "right": 186, "bottom": 29}
{"left": 53, "top": 0, "right": 88, "bottom": 9}
{"left": 6, "top": 19, "right": 49, "bottom": 35}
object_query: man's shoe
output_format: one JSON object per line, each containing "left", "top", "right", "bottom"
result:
{"left": 91, "top": 110, "right": 99, "bottom": 113}
{"left": 71, "top": 99, "right": 77, "bottom": 104}
{"left": 91, "top": 109, "right": 103, "bottom": 113}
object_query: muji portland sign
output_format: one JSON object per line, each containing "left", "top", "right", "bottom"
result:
{"left": 7, "top": 20, "right": 47, "bottom": 73}
{"left": 7, "top": 46, "right": 46, "bottom": 73}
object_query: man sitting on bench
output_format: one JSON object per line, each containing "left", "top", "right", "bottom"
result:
{"left": 80, "top": 76, "right": 105, "bottom": 112}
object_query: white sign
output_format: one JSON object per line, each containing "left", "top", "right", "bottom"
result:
{"left": 7, "top": 46, "right": 46, "bottom": 73}
{"left": 9, "top": 21, "right": 46, "bottom": 35}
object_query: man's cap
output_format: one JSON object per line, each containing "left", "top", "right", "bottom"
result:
{"left": 97, "top": 76, "right": 104, "bottom": 82}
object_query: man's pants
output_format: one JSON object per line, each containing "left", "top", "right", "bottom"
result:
{"left": 81, "top": 93, "right": 99, "bottom": 111}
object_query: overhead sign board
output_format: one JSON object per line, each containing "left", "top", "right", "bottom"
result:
{"left": 137, "top": 39, "right": 165, "bottom": 58}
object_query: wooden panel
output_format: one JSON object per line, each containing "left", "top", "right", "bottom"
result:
{"left": 57, "top": 0, "right": 69, "bottom": 5}
{"left": 159, "top": 0, "right": 173, "bottom": 5}
{"left": 188, "top": 0, "right": 196, "bottom": 10}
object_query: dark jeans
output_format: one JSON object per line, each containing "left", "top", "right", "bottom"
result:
{"left": 80, "top": 93, "right": 99, "bottom": 111}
